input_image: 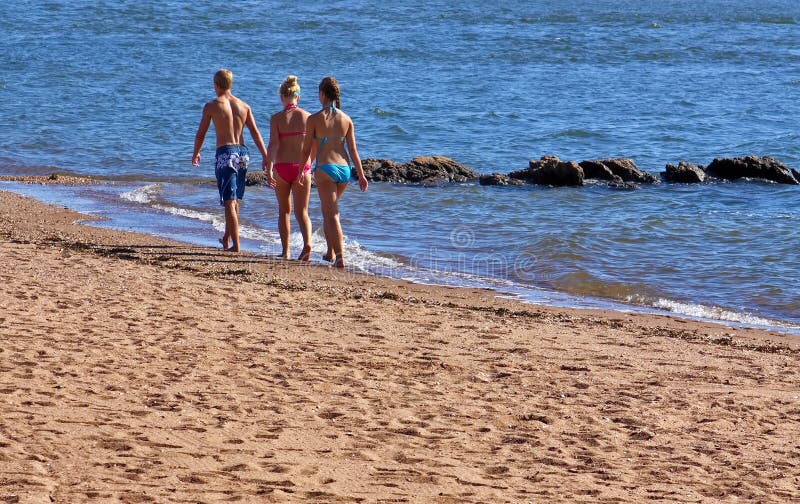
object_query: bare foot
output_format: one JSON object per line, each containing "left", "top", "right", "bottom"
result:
{"left": 219, "top": 237, "right": 230, "bottom": 251}
{"left": 322, "top": 250, "right": 335, "bottom": 263}
{"left": 333, "top": 257, "right": 345, "bottom": 269}
{"left": 297, "top": 245, "right": 311, "bottom": 262}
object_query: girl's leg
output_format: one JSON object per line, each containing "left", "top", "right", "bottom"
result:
{"left": 332, "top": 183, "right": 347, "bottom": 267}
{"left": 315, "top": 171, "right": 347, "bottom": 268}
{"left": 293, "top": 171, "right": 312, "bottom": 261}
{"left": 274, "top": 176, "right": 293, "bottom": 259}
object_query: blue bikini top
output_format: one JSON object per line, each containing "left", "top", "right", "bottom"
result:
{"left": 316, "top": 104, "right": 350, "bottom": 167}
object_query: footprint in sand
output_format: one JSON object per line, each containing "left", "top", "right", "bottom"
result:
{"left": 177, "top": 474, "right": 207, "bottom": 484}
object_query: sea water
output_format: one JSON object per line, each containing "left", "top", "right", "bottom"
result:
{"left": 1, "top": 0, "right": 799, "bottom": 333}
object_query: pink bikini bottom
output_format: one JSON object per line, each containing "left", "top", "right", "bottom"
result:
{"left": 274, "top": 163, "right": 311, "bottom": 183}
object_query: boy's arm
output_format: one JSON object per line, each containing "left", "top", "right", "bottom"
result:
{"left": 244, "top": 107, "right": 269, "bottom": 168}
{"left": 192, "top": 103, "right": 212, "bottom": 167}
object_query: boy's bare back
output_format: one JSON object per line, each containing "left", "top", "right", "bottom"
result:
{"left": 204, "top": 95, "right": 251, "bottom": 148}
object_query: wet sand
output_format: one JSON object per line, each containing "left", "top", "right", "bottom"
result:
{"left": 1, "top": 188, "right": 799, "bottom": 503}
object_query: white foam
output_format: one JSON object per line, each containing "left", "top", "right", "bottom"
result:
{"left": 652, "top": 298, "right": 795, "bottom": 329}
{"left": 249, "top": 227, "right": 408, "bottom": 270}
{"left": 344, "top": 238, "right": 405, "bottom": 273}
{"left": 120, "top": 183, "right": 162, "bottom": 204}
{"left": 240, "top": 223, "right": 282, "bottom": 248}
{"left": 153, "top": 204, "right": 225, "bottom": 233}
{"left": 122, "top": 188, "right": 228, "bottom": 234}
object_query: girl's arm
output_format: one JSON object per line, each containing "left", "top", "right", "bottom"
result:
{"left": 346, "top": 119, "right": 368, "bottom": 192}
{"left": 264, "top": 114, "right": 280, "bottom": 188}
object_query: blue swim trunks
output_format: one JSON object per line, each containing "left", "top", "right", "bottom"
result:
{"left": 215, "top": 145, "right": 249, "bottom": 206}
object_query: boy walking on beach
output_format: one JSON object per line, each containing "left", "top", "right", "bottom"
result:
{"left": 192, "top": 69, "right": 268, "bottom": 252}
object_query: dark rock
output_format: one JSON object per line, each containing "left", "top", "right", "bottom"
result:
{"left": 587, "top": 158, "right": 659, "bottom": 184}
{"left": 509, "top": 155, "right": 563, "bottom": 181}
{"left": 245, "top": 170, "right": 270, "bottom": 186}
{"left": 507, "top": 167, "right": 537, "bottom": 182}
{"left": 663, "top": 161, "right": 706, "bottom": 183}
{"left": 793, "top": 168, "right": 800, "bottom": 182}
{"left": 479, "top": 173, "right": 525, "bottom": 186}
{"left": 510, "top": 155, "right": 584, "bottom": 186}
{"left": 361, "top": 156, "right": 478, "bottom": 184}
{"left": 405, "top": 156, "right": 479, "bottom": 183}
{"left": 705, "top": 155, "right": 799, "bottom": 184}
{"left": 537, "top": 160, "right": 583, "bottom": 186}
{"left": 361, "top": 158, "right": 402, "bottom": 182}
{"left": 528, "top": 154, "right": 561, "bottom": 171}
{"left": 578, "top": 160, "right": 617, "bottom": 181}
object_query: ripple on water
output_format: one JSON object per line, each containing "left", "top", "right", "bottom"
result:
{"left": 372, "top": 107, "right": 399, "bottom": 117}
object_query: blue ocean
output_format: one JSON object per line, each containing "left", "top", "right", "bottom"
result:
{"left": 2, "top": 0, "right": 799, "bottom": 333}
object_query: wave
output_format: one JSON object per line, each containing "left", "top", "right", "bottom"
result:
{"left": 386, "top": 124, "right": 411, "bottom": 137}
{"left": 120, "top": 183, "right": 162, "bottom": 204}
{"left": 548, "top": 129, "right": 606, "bottom": 139}
{"left": 117, "top": 187, "right": 407, "bottom": 274}
{"left": 650, "top": 298, "right": 799, "bottom": 332}
{"left": 116, "top": 186, "right": 529, "bottom": 292}
{"left": 372, "top": 107, "right": 399, "bottom": 117}
{"left": 153, "top": 204, "right": 221, "bottom": 227}
{"left": 758, "top": 16, "right": 796, "bottom": 25}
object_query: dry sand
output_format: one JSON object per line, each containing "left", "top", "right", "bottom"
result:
{"left": 1, "top": 188, "right": 799, "bottom": 503}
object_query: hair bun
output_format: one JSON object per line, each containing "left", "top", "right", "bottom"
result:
{"left": 280, "top": 75, "right": 301, "bottom": 96}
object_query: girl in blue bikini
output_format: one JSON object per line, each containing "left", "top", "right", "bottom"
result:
{"left": 297, "top": 76, "right": 368, "bottom": 268}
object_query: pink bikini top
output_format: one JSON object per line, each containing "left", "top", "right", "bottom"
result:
{"left": 278, "top": 102, "right": 306, "bottom": 139}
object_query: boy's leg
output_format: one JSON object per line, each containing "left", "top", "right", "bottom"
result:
{"left": 230, "top": 163, "right": 246, "bottom": 253}
{"left": 224, "top": 199, "right": 239, "bottom": 252}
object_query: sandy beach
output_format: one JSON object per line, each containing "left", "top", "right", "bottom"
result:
{"left": 1, "top": 187, "right": 799, "bottom": 503}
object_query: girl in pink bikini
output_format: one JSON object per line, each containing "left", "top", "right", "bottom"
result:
{"left": 264, "top": 75, "right": 315, "bottom": 260}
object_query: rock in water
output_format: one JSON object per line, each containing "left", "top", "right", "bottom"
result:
{"left": 509, "top": 155, "right": 584, "bottom": 186}
{"left": 578, "top": 160, "right": 623, "bottom": 184}
{"left": 245, "top": 170, "right": 270, "bottom": 186}
{"left": 705, "top": 155, "right": 799, "bottom": 184}
{"left": 361, "top": 158, "right": 401, "bottom": 182}
{"left": 589, "top": 158, "right": 659, "bottom": 184}
{"left": 479, "top": 173, "right": 526, "bottom": 186}
{"left": 361, "top": 156, "right": 478, "bottom": 184}
{"left": 663, "top": 161, "right": 706, "bottom": 183}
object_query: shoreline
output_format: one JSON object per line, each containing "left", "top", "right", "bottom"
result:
{"left": 1, "top": 174, "right": 797, "bottom": 336}
{"left": 2, "top": 189, "right": 800, "bottom": 502}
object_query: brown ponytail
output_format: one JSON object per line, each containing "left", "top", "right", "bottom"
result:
{"left": 319, "top": 76, "right": 341, "bottom": 110}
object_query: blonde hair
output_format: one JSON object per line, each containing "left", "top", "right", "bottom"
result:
{"left": 319, "top": 76, "right": 341, "bottom": 110}
{"left": 279, "top": 75, "right": 301, "bottom": 97}
{"left": 214, "top": 69, "right": 233, "bottom": 90}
